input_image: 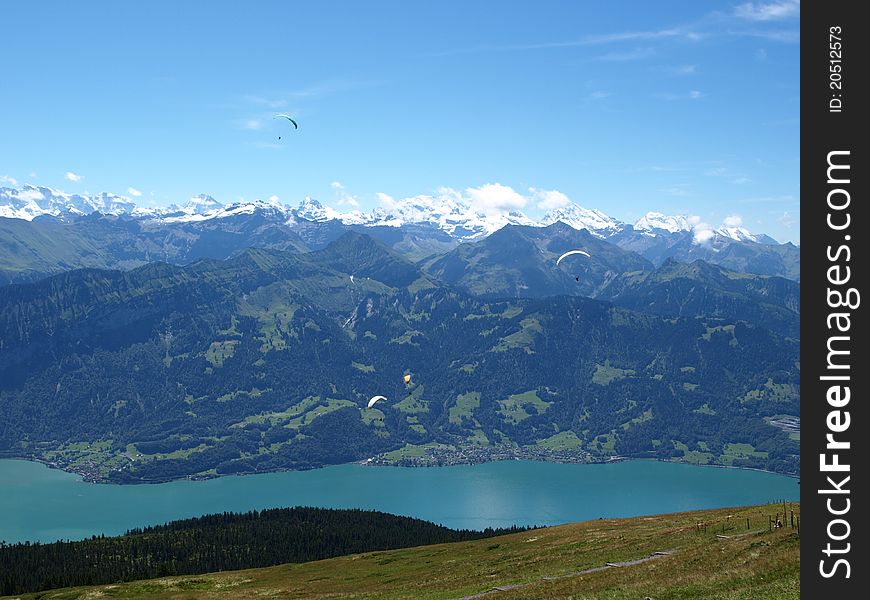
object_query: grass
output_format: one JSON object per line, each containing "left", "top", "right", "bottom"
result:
{"left": 491, "top": 315, "right": 543, "bottom": 353}
{"left": 497, "top": 391, "right": 551, "bottom": 424}
{"left": 448, "top": 392, "right": 480, "bottom": 425}
{"left": 533, "top": 430, "right": 584, "bottom": 451}
{"left": 5, "top": 503, "right": 800, "bottom": 600}
{"left": 592, "top": 361, "right": 635, "bottom": 386}
{"left": 231, "top": 396, "right": 353, "bottom": 429}
{"left": 204, "top": 340, "right": 239, "bottom": 367}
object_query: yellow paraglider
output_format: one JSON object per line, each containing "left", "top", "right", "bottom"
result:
{"left": 403, "top": 373, "right": 411, "bottom": 385}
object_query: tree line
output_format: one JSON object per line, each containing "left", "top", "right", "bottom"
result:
{"left": 0, "top": 506, "right": 529, "bottom": 596}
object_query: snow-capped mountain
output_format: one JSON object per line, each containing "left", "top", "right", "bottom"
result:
{"left": 0, "top": 185, "right": 138, "bottom": 220}
{"left": 540, "top": 203, "right": 624, "bottom": 238}
{"left": 633, "top": 212, "right": 692, "bottom": 235}
{"left": 1, "top": 184, "right": 780, "bottom": 246}
{"left": 338, "top": 189, "right": 537, "bottom": 239}
{"left": 716, "top": 225, "right": 760, "bottom": 243}
{"left": 181, "top": 194, "right": 224, "bottom": 215}
{"left": 295, "top": 197, "right": 366, "bottom": 224}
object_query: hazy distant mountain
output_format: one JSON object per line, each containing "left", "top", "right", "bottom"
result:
{"left": 0, "top": 209, "right": 309, "bottom": 285}
{"left": 421, "top": 222, "right": 652, "bottom": 298}
{"left": 599, "top": 258, "right": 800, "bottom": 338}
{"left": 609, "top": 227, "right": 800, "bottom": 281}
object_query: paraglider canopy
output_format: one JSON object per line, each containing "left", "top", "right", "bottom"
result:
{"left": 556, "top": 249, "right": 591, "bottom": 266}
{"left": 367, "top": 395, "right": 387, "bottom": 409}
{"left": 274, "top": 114, "right": 298, "bottom": 129}
{"left": 403, "top": 374, "right": 411, "bottom": 385}
{"left": 274, "top": 114, "right": 298, "bottom": 140}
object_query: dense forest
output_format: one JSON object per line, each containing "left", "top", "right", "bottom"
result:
{"left": 0, "top": 233, "right": 800, "bottom": 481}
{"left": 0, "top": 506, "right": 527, "bottom": 595}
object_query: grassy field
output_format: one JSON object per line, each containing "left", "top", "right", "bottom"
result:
{"left": 4, "top": 503, "right": 799, "bottom": 600}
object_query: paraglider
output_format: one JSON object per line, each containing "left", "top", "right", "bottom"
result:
{"left": 274, "top": 114, "right": 298, "bottom": 140}
{"left": 555, "top": 249, "right": 590, "bottom": 266}
{"left": 403, "top": 374, "right": 411, "bottom": 385}
{"left": 556, "top": 249, "right": 591, "bottom": 283}
{"left": 367, "top": 395, "right": 386, "bottom": 409}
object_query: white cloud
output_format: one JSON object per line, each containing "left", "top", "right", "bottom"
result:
{"left": 240, "top": 119, "right": 263, "bottom": 130}
{"left": 705, "top": 167, "right": 726, "bottom": 176}
{"left": 242, "top": 94, "right": 287, "bottom": 109}
{"left": 127, "top": 187, "right": 142, "bottom": 197}
{"left": 581, "top": 47, "right": 655, "bottom": 63}
{"left": 732, "top": 177, "right": 751, "bottom": 184}
{"left": 331, "top": 181, "right": 360, "bottom": 208}
{"left": 19, "top": 188, "right": 45, "bottom": 202}
{"left": 1, "top": 175, "right": 17, "bottom": 186}
{"left": 660, "top": 183, "right": 691, "bottom": 196}
{"left": 724, "top": 214, "right": 743, "bottom": 227}
{"left": 268, "top": 195, "right": 280, "bottom": 203}
{"left": 687, "top": 215, "right": 715, "bottom": 244}
{"left": 530, "top": 188, "right": 571, "bottom": 210}
{"left": 65, "top": 171, "right": 83, "bottom": 182}
{"left": 778, "top": 210, "right": 797, "bottom": 228}
{"left": 694, "top": 229, "right": 715, "bottom": 244}
{"left": 663, "top": 64, "right": 697, "bottom": 76}
{"left": 465, "top": 183, "right": 527, "bottom": 214}
{"left": 376, "top": 192, "right": 396, "bottom": 207}
{"left": 585, "top": 90, "right": 612, "bottom": 101}
{"left": 734, "top": 0, "right": 800, "bottom": 21}
{"left": 654, "top": 90, "right": 705, "bottom": 101}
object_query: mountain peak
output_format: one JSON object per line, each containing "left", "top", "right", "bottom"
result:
{"left": 634, "top": 212, "right": 692, "bottom": 234}
{"left": 540, "top": 202, "right": 624, "bottom": 238}
{"left": 184, "top": 194, "right": 223, "bottom": 213}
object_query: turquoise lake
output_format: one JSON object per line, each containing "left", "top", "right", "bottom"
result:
{"left": 0, "top": 458, "right": 798, "bottom": 544}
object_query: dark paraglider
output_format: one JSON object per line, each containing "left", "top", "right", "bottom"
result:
{"left": 274, "top": 114, "right": 298, "bottom": 141}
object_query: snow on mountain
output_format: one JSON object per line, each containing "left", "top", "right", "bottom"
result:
{"left": 540, "top": 203, "right": 624, "bottom": 238}
{"left": 716, "top": 225, "right": 759, "bottom": 243}
{"left": 0, "top": 185, "right": 137, "bottom": 220}
{"left": 89, "top": 192, "right": 138, "bottom": 215}
{"left": 360, "top": 189, "right": 538, "bottom": 239}
{"left": 1, "top": 184, "right": 781, "bottom": 245}
{"left": 294, "top": 197, "right": 363, "bottom": 223}
{"left": 633, "top": 212, "right": 692, "bottom": 234}
{"left": 182, "top": 194, "right": 224, "bottom": 215}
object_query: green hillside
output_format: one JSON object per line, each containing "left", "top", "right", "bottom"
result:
{"left": 2, "top": 503, "right": 800, "bottom": 600}
{"left": 0, "top": 234, "right": 800, "bottom": 482}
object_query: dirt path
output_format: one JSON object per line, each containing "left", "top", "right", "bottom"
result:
{"left": 452, "top": 550, "right": 674, "bottom": 599}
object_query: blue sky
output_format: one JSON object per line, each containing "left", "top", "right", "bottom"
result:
{"left": 1, "top": 0, "right": 799, "bottom": 242}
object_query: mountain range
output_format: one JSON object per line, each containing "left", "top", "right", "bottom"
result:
{"left": 1, "top": 185, "right": 800, "bottom": 284}
{"left": 0, "top": 231, "right": 799, "bottom": 482}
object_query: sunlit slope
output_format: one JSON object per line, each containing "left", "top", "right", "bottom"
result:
{"left": 5, "top": 503, "right": 799, "bottom": 600}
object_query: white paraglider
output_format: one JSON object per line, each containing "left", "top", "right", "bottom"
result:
{"left": 367, "top": 395, "right": 387, "bottom": 409}
{"left": 555, "top": 249, "right": 591, "bottom": 266}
